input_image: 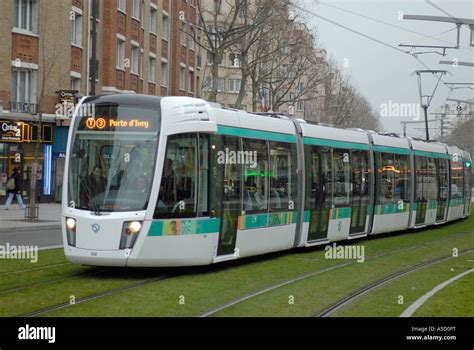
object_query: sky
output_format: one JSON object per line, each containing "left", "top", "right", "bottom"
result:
{"left": 298, "top": 0, "right": 474, "bottom": 137}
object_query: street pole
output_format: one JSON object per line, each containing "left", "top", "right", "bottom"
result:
{"left": 90, "top": 0, "right": 97, "bottom": 96}
{"left": 423, "top": 105, "right": 430, "bottom": 141}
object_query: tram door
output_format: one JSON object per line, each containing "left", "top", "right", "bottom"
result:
{"left": 436, "top": 158, "right": 449, "bottom": 222}
{"left": 415, "top": 157, "right": 427, "bottom": 225}
{"left": 307, "top": 146, "right": 331, "bottom": 242}
{"left": 350, "top": 150, "right": 369, "bottom": 235}
{"left": 217, "top": 136, "right": 241, "bottom": 256}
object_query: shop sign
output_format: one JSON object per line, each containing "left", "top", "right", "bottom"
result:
{"left": 53, "top": 152, "right": 67, "bottom": 159}
{"left": 0, "top": 121, "right": 22, "bottom": 142}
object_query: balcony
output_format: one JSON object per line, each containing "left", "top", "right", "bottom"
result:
{"left": 10, "top": 101, "right": 38, "bottom": 114}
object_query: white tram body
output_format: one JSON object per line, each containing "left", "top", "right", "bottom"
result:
{"left": 62, "top": 95, "right": 472, "bottom": 267}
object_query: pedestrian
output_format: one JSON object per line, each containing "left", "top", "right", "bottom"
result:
{"left": 5, "top": 168, "right": 25, "bottom": 210}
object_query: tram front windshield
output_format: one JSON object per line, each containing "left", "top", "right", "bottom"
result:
{"left": 68, "top": 102, "right": 159, "bottom": 212}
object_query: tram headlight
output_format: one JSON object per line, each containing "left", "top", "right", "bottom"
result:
{"left": 120, "top": 221, "right": 143, "bottom": 250}
{"left": 65, "top": 218, "right": 76, "bottom": 246}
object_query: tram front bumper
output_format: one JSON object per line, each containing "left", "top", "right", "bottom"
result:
{"left": 63, "top": 246, "right": 128, "bottom": 267}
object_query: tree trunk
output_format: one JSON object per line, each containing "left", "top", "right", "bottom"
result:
{"left": 235, "top": 52, "right": 249, "bottom": 108}
{"left": 208, "top": 52, "right": 221, "bottom": 102}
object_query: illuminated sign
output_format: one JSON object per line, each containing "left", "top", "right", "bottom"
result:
{"left": 0, "top": 121, "right": 22, "bottom": 142}
{"left": 84, "top": 117, "right": 150, "bottom": 130}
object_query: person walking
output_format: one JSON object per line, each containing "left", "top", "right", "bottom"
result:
{"left": 5, "top": 168, "right": 25, "bottom": 210}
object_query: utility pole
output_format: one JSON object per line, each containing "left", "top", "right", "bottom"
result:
{"left": 412, "top": 70, "right": 447, "bottom": 141}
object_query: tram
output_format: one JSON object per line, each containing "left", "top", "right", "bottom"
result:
{"left": 62, "top": 95, "right": 472, "bottom": 266}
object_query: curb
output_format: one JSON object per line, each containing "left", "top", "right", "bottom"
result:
{"left": 0, "top": 225, "right": 61, "bottom": 234}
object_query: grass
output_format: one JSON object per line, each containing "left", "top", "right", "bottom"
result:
{"left": 330, "top": 252, "right": 474, "bottom": 317}
{"left": 413, "top": 267, "right": 474, "bottom": 317}
{"left": 1, "top": 212, "right": 472, "bottom": 317}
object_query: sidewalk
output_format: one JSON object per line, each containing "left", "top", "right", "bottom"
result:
{"left": 0, "top": 203, "right": 62, "bottom": 233}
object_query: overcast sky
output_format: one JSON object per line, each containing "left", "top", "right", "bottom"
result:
{"left": 299, "top": 0, "right": 474, "bottom": 137}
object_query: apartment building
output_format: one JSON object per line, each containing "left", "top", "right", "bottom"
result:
{"left": 0, "top": 0, "right": 202, "bottom": 204}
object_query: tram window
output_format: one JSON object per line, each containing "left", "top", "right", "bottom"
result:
{"left": 332, "top": 149, "right": 351, "bottom": 208}
{"left": 154, "top": 133, "right": 198, "bottom": 218}
{"left": 376, "top": 152, "right": 411, "bottom": 204}
{"left": 437, "top": 159, "right": 449, "bottom": 200}
{"left": 464, "top": 161, "right": 471, "bottom": 200}
{"left": 450, "top": 158, "right": 464, "bottom": 199}
{"left": 305, "top": 145, "right": 333, "bottom": 208}
{"left": 321, "top": 147, "right": 333, "bottom": 207}
{"left": 198, "top": 134, "right": 210, "bottom": 216}
{"left": 415, "top": 156, "right": 426, "bottom": 203}
{"left": 269, "top": 141, "right": 297, "bottom": 212}
{"left": 426, "top": 158, "right": 437, "bottom": 201}
{"left": 242, "top": 138, "right": 268, "bottom": 214}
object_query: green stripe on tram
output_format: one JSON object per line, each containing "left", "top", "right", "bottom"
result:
{"left": 239, "top": 211, "right": 297, "bottom": 230}
{"left": 428, "top": 200, "right": 438, "bottom": 210}
{"left": 413, "top": 150, "right": 450, "bottom": 159}
{"left": 449, "top": 198, "right": 464, "bottom": 207}
{"left": 217, "top": 125, "right": 297, "bottom": 143}
{"left": 331, "top": 207, "right": 352, "bottom": 220}
{"left": 375, "top": 203, "right": 411, "bottom": 215}
{"left": 148, "top": 218, "right": 220, "bottom": 237}
{"left": 373, "top": 145, "right": 410, "bottom": 155}
{"left": 303, "top": 137, "right": 370, "bottom": 150}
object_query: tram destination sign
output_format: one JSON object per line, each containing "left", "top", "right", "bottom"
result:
{"left": 0, "top": 121, "right": 22, "bottom": 142}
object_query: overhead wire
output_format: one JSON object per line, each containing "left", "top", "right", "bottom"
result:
{"left": 317, "top": 0, "right": 473, "bottom": 51}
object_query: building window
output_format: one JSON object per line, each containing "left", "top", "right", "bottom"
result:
{"left": 229, "top": 53, "right": 241, "bottom": 68}
{"left": 189, "top": 71, "right": 194, "bottom": 93}
{"left": 132, "top": 0, "right": 140, "bottom": 18}
{"left": 140, "top": 52, "right": 144, "bottom": 79}
{"left": 150, "top": 7, "right": 157, "bottom": 33}
{"left": 204, "top": 78, "right": 224, "bottom": 92}
{"left": 162, "top": 15, "right": 169, "bottom": 40}
{"left": 131, "top": 45, "right": 139, "bottom": 74}
{"left": 229, "top": 79, "right": 241, "bottom": 93}
{"left": 207, "top": 53, "right": 223, "bottom": 66}
{"left": 13, "top": 0, "right": 37, "bottom": 33}
{"left": 116, "top": 38, "right": 125, "bottom": 69}
{"left": 149, "top": 57, "right": 156, "bottom": 83}
{"left": 160, "top": 61, "right": 168, "bottom": 86}
{"left": 297, "top": 100, "right": 304, "bottom": 111}
{"left": 117, "top": 0, "right": 126, "bottom": 12}
{"left": 179, "top": 67, "right": 186, "bottom": 91}
{"left": 70, "top": 77, "right": 81, "bottom": 91}
{"left": 189, "top": 35, "right": 195, "bottom": 51}
{"left": 71, "top": 12, "right": 82, "bottom": 46}
{"left": 11, "top": 69, "right": 36, "bottom": 110}
{"left": 180, "top": 22, "right": 186, "bottom": 47}
{"left": 213, "top": 0, "right": 220, "bottom": 14}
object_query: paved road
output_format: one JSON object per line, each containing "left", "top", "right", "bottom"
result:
{"left": 0, "top": 227, "right": 63, "bottom": 248}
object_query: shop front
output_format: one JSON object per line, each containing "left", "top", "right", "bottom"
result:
{"left": 0, "top": 120, "right": 53, "bottom": 204}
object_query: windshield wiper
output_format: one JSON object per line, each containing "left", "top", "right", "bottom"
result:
{"left": 79, "top": 178, "right": 102, "bottom": 216}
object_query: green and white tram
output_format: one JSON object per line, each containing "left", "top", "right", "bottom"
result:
{"left": 62, "top": 95, "right": 472, "bottom": 267}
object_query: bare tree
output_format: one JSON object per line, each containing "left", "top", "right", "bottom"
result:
{"left": 27, "top": 4, "right": 65, "bottom": 220}
{"left": 194, "top": 0, "right": 270, "bottom": 102}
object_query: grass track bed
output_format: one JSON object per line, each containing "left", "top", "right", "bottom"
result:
{"left": 2, "top": 213, "right": 473, "bottom": 317}
{"left": 329, "top": 252, "right": 474, "bottom": 317}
